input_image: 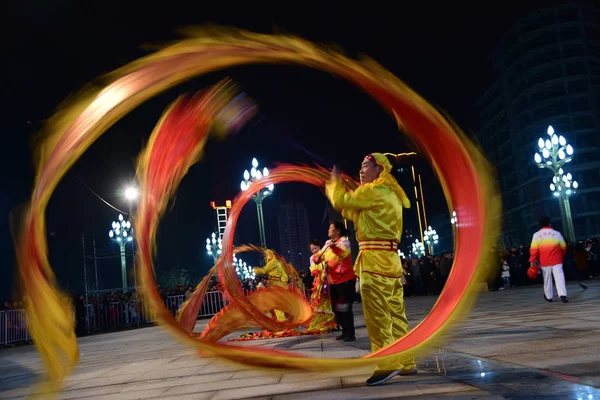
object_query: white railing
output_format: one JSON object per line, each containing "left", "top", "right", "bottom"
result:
{"left": 1, "top": 309, "right": 31, "bottom": 345}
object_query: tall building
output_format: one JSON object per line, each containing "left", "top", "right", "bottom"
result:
{"left": 477, "top": 2, "right": 600, "bottom": 245}
{"left": 278, "top": 201, "right": 311, "bottom": 269}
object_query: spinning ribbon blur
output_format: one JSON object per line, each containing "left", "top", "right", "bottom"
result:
{"left": 14, "top": 27, "right": 501, "bottom": 395}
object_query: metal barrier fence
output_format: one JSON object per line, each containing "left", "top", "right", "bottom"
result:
{"left": 0, "top": 309, "right": 31, "bottom": 345}
{"left": 1, "top": 290, "right": 235, "bottom": 346}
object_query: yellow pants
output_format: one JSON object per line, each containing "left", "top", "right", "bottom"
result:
{"left": 267, "top": 309, "right": 287, "bottom": 322}
{"left": 360, "top": 272, "right": 416, "bottom": 371}
{"left": 268, "top": 280, "right": 288, "bottom": 323}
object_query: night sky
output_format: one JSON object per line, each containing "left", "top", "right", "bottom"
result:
{"left": 1, "top": 1, "right": 551, "bottom": 299}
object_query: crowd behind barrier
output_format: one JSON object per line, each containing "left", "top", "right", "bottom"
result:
{"left": 0, "top": 289, "right": 237, "bottom": 346}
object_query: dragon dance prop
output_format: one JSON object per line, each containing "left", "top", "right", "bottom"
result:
{"left": 14, "top": 27, "right": 501, "bottom": 395}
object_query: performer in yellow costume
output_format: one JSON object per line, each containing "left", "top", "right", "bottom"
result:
{"left": 326, "top": 152, "right": 417, "bottom": 386}
{"left": 253, "top": 249, "right": 289, "bottom": 322}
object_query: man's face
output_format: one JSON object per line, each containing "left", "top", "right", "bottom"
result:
{"left": 360, "top": 158, "right": 382, "bottom": 184}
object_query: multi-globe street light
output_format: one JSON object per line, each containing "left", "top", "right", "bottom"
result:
{"left": 205, "top": 234, "right": 253, "bottom": 280}
{"left": 533, "top": 125, "right": 579, "bottom": 241}
{"left": 412, "top": 239, "right": 425, "bottom": 256}
{"left": 206, "top": 232, "right": 222, "bottom": 264}
{"left": 233, "top": 256, "right": 255, "bottom": 280}
{"left": 423, "top": 226, "right": 439, "bottom": 255}
{"left": 109, "top": 214, "right": 133, "bottom": 292}
{"left": 240, "top": 158, "right": 274, "bottom": 248}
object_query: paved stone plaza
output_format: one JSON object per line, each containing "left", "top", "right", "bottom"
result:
{"left": 1, "top": 282, "right": 600, "bottom": 399}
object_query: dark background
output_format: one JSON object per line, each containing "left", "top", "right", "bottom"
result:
{"left": 1, "top": 1, "right": 551, "bottom": 299}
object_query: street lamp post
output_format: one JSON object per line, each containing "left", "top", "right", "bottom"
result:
{"left": 109, "top": 214, "right": 133, "bottom": 292}
{"left": 124, "top": 186, "right": 138, "bottom": 289}
{"left": 205, "top": 232, "right": 222, "bottom": 264}
{"left": 533, "top": 125, "right": 579, "bottom": 242}
{"left": 240, "top": 158, "right": 274, "bottom": 248}
{"left": 423, "top": 226, "right": 439, "bottom": 255}
{"left": 412, "top": 239, "right": 425, "bottom": 257}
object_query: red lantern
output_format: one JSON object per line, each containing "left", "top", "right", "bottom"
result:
{"left": 527, "top": 265, "right": 539, "bottom": 280}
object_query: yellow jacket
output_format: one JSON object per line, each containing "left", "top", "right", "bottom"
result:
{"left": 254, "top": 250, "right": 289, "bottom": 288}
{"left": 326, "top": 175, "right": 409, "bottom": 278}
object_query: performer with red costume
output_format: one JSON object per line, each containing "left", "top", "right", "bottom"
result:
{"left": 312, "top": 221, "right": 356, "bottom": 341}
{"left": 529, "top": 217, "right": 569, "bottom": 303}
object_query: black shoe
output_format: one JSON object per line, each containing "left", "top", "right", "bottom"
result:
{"left": 400, "top": 367, "right": 418, "bottom": 376}
{"left": 366, "top": 370, "right": 400, "bottom": 386}
{"left": 335, "top": 334, "right": 346, "bottom": 340}
{"left": 560, "top": 296, "right": 569, "bottom": 303}
{"left": 544, "top": 295, "right": 553, "bottom": 302}
{"left": 343, "top": 336, "right": 356, "bottom": 342}
{"left": 579, "top": 282, "right": 588, "bottom": 290}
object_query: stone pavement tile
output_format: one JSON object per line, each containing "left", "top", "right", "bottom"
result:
{"left": 64, "top": 367, "right": 111, "bottom": 383}
{"left": 0, "top": 383, "right": 40, "bottom": 400}
{"left": 341, "top": 372, "right": 449, "bottom": 388}
{"left": 579, "top": 315, "right": 600, "bottom": 321}
{"left": 553, "top": 321, "right": 600, "bottom": 330}
{"left": 65, "top": 388, "right": 167, "bottom": 400}
{"left": 198, "top": 361, "right": 253, "bottom": 375}
{"left": 272, "top": 383, "right": 497, "bottom": 399}
{"left": 416, "top": 381, "right": 481, "bottom": 395}
{"left": 141, "top": 365, "right": 211, "bottom": 380}
{"left": 0, "top": 374, "right": 38, "bottom": 393}
{"left": 57, "top": 383, "right": 145, "bottom": 400}
{"left": 210, "top": 377, "right": 341, "bottom": 400}
{"left": 318, "top": 349, "right": 370, "bottom": 358}
{"left": 164, "top": 356, "right": 215, "bottom": 370}
{"left": 157, "top": 393, "right": 219, "bottom": 400}
{"left": 119, "top": 371, "right": 235, "bottom": 392}
{"left": 230, "top": 368, "right": 282, "bottom": 379}
{"left": 446, "top": 334, "right": 598, "bottom": 358}
{"left": 406, "top": 392, "right": 504, "bottom": 399}
{"left": 162, "top": 375, "right": 281, "bottom": 396}
{"left": 490, "top": 347, "right": 596, "bottom": 369}
{"left": 66, "top": 372, "right": 141, "bottom": 390}
{"left": 280, "top": 366, "right": 373, "bottom": 383}
{"left": 103, "top": 357, "right": 181, "bottom": 376}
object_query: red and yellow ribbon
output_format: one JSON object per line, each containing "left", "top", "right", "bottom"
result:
{"left": 14, "top": 27, "right": 501, "bottom": 395}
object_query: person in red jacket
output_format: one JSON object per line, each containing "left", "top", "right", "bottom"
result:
{"left": 312, "top": 221, "right": 356, "bottom": 341}
{"left": 529, "top": 217, "right": 568, "bottom": 303}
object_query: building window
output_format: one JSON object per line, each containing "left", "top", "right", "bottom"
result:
{"left": 517, "top": 113, "right": 531, "bottom": 131}
{"left": 518, "top": 188, "right": 526, "bottom": 203}
{"left": 533, "top": 100, "right": 568, "bottom": 119}
{"left": 570, "top": 97, "right": 592, "bottom": 112}
{"left": 531, "top": 83, "right": 565, "bottom": 103}
{"left": 576, "top": 133, "right": 595, "bottom": 147}
{"left": 526, "top": 46, "right": 560, "bottom": 69}
{"left": 562, "top": 44, "right": 586, "bottom": 59}
{"left": 525, "top": 29, "right": 557, "bottom": 51}
{"left": 557, "top": 8, "right": 580, "bottom": 23}
{"left": 584, "top": 26, "right": 600, "bottom": 41}
{"left": 567, "top": 80, "right": 589, "bottom": 94}
{"left": 572, "top": 115, "right": 596, "bottom": 130}
{"left": 529, "top": 67, "right": 563, "bottom": 86}
{"left": 559, "top": 26, "right": 582, "bottom": 41}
